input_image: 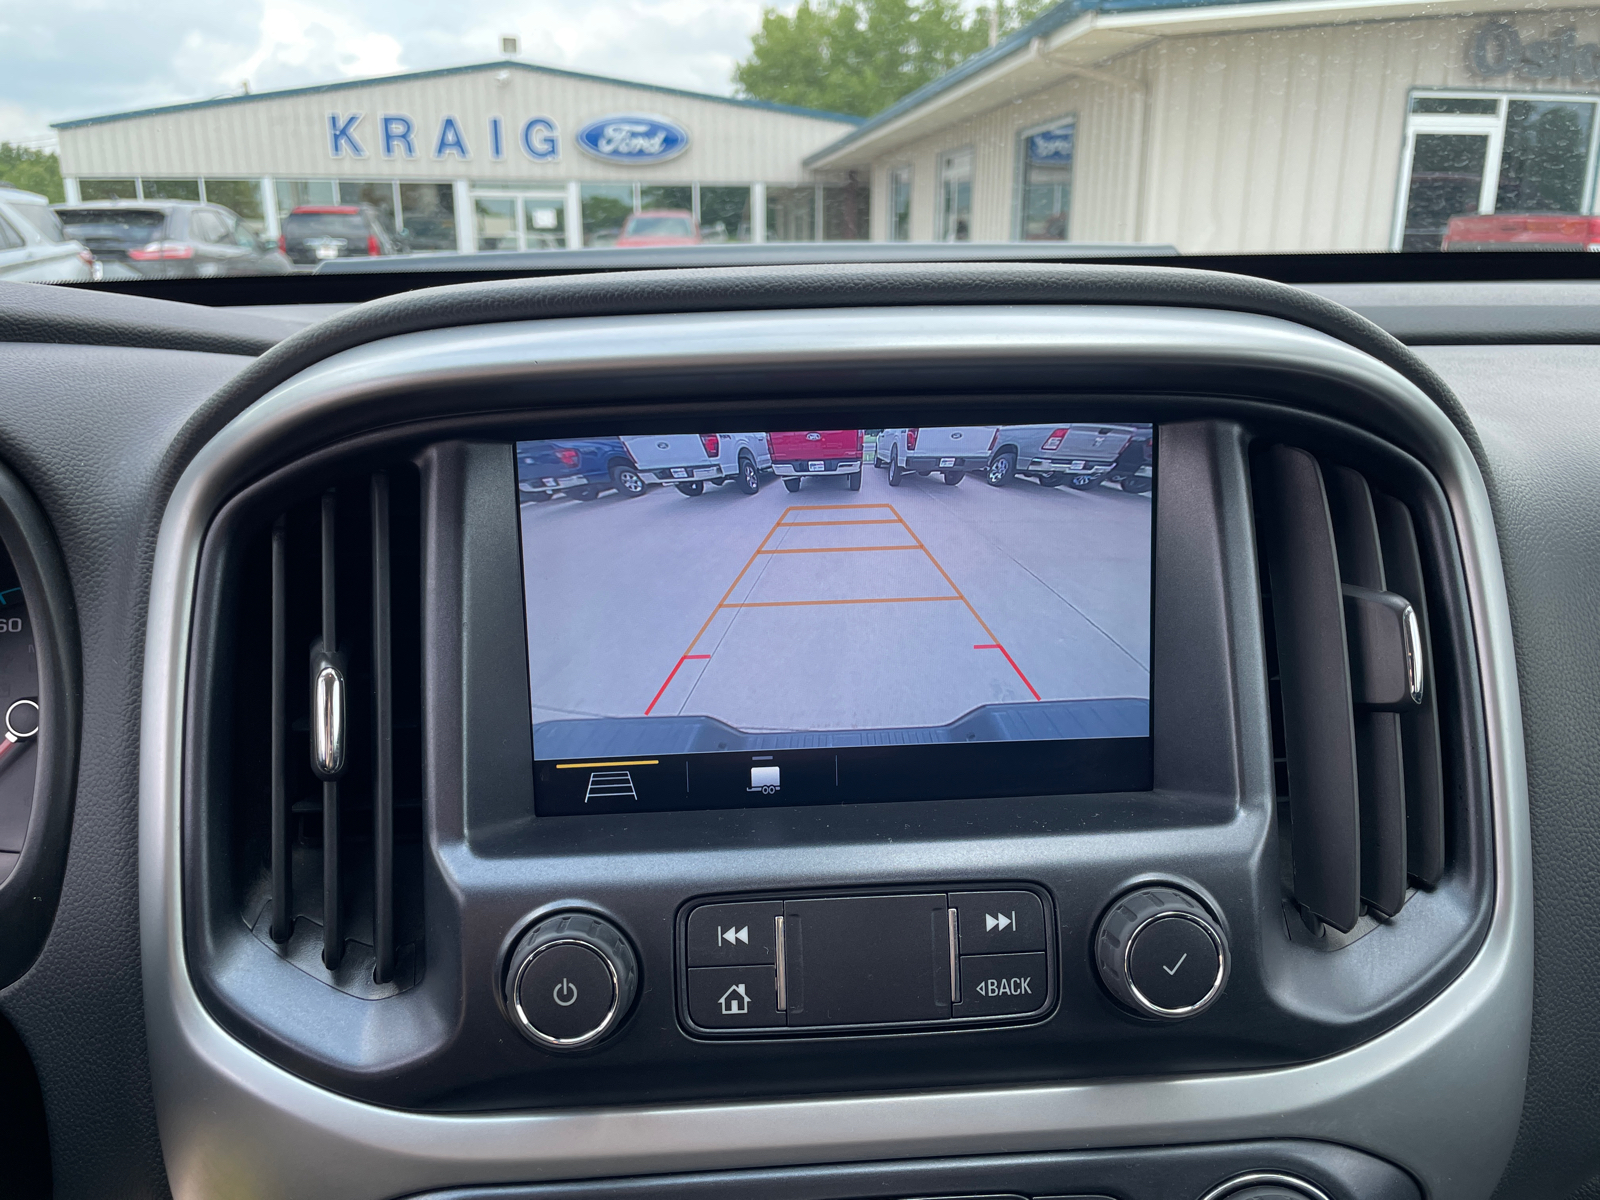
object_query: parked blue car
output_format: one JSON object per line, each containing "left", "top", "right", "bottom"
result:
{"left": 517, "top": 438, "right": 646, "bottom": 502}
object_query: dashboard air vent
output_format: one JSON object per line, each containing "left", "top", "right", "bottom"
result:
{"left": 232, "top": 467, "right": 423, "bottom": 993}
{"left": 1253, "top": 445, "right": 1446, "bottom": 935}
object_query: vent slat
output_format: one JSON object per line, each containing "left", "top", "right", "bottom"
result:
{"left": 1373, "top": 492, "right": 1447, "bottom": 887}
{"left": 269, "top": 515, "right": 291, "bottom": 944}
{"left": 320, "top": 491, "right": 343, "bottom": 971}
{"left": 372, "top": 472, "right": 395, "bottom": 985}
{"left": 1325, "top": 466, "right": 1408, "bottom": 918}
{"left": 1254, "top": 445, "right": 1362, "bottom": 933}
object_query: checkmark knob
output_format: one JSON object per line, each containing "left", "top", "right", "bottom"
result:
{"left": 1094, "top": 885, "right": 1228, "bottom": 1019}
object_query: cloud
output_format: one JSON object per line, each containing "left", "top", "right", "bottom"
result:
{"left": 0, "top": 0, "right": 797, "bottom": 144}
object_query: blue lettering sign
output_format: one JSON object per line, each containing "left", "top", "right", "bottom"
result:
{"left": 328, "top": 112, "right": 366, "bottom": 158}
{"left": 576, "top": 114, "right": 688, "bottom": 164}
{"left": 435, "top": 116, "right": 469, "bottom": 159}
{"left": 381, "top": 115, "right": 415, "bottom": 159}
{"left": 490, "top": 116, "right": 505, "bottom": 160}
{"left": 521, "top": 117, "right": 559, "bottom": 161}
{"left": 1028, "top": 121, "right": 1074, "bottom": 166}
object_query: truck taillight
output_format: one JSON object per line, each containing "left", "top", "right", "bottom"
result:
{"left": 700, "top": 434, "right": 720, "bottom": 458}
{"left": 556, "top": 448, "right": 580, "bottom": 467}
{"left": 277, "top": 234, "right": 287, "bottom": 253}
{"left": 128, "top": 241, "right": 195, "bottom": 261}
{"left": 1042, "top": 427, "right": 1069, "bottom": 451}
{"left": 857, "top": 429, "right": 863, "bottom": 454}
{"left": 367, "top": 234, "right": 380, "bottom": 256}
{"left": 988, "top": 429, "right": 999, "bottom": 451}
{"left": 906, "top": 429, "right": 918, "bottom": 451}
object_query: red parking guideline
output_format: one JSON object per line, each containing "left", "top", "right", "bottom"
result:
{"left": 644, "top": 654, "right": 711, "bottom": 716}
{"left": 973, "top": 644, "right": 1041, "bottom": 701}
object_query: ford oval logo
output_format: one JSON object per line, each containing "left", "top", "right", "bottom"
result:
{"left": 950, "top": 431, "right": 964, "bottom": 440}
{"left": 576, "top": 115, "right": 689, "bottom": 164}
{"left": 806, "top": 432, "right": 821, "bottom": 440}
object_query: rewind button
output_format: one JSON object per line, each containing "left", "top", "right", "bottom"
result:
{"left": 686, "top": 900, "right": 781, "bottom": 966}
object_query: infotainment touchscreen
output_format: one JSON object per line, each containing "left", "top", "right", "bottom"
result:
{"left": 516, "top": 424, "right": 1154, "bottom": 814}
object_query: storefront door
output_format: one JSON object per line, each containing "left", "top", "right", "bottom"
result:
{"left": 1396, "top": 94, "right": 1600, "bottom": 251}
{"left": 472, "top": 192, "right": 568, "bottom": 252}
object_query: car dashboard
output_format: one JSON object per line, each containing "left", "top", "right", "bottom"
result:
{"left": 0, "top": 260, "right": 1591, "bottom": 1200}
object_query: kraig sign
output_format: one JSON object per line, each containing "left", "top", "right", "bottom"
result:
{"left": 1471, "top": 22, "right": 1600, "bottom": 81}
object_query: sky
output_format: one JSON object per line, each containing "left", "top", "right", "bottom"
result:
{"left": 0, "top": 0, "right": 803, "bottom": 147}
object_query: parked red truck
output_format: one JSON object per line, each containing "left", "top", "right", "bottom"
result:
{"left": 1442, "top": 213, "right": 1600, "bottom": 251}
{"left": 766, "top": 429, "right": 864, "bottom": 492}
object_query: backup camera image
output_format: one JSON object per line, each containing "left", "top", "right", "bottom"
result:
{"left": 516, "top": 423, "right": 1153, "bottom": 813}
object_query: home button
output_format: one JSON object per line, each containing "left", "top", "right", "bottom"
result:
{"left": 687, "top": 964, "right": 782, "bottom": 1029}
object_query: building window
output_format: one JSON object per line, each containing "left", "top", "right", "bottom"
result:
{"left": 767, "top": 186, "right": 815, "bottom": 241}
{"left": 143, "top": 178, "right": 200, "bottom": 201}
{"left": 699, "top": 186, "right": 752, "bottom": 243}
{"left": 821, "top": 175, "right": 869, "bottom": 240}
{"left": 1396, "top": 91, "right": 1599, "bottom": 250}
{"left": 203, "top": 180, "right": 266, "bottom": 231}
{"left": 338, "top": 181, "right": 400, "bottom": 228}
{"left": 472, "top": 192, "right": 567, "bottom": 252}
{"left": 275, "top": 179, "right": 339, "bottom": 214}
{"left": 78, "top": 179, "right": 136, "bottom": 201}
{"left": 640, "top": 185, "right": 693, "bottom": 213}
{"left": 398, "top": 183, "right": 457, "bottom": 251}
{"left": 580, "top": 183, "right": 635, "bottom": 247}
{"left": 938, "top": 148, "right": 973, "bottom": 242}
{"left": 1017, "top": 118, "right": 1074, "bottom": 241}
{"left": 888, "top": 166, "right": 912, "bottom": 241}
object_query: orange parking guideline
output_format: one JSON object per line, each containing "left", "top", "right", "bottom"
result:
{"left": 757, "top": 545, "right": 918, "bottom": 555}
{"left": 724, "top": 596, "right": 960, "bottom": 608}
{"left": 643, "top": 501, "right": 1040, "bottom": 714}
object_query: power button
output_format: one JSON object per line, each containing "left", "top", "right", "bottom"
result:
{"left": 503, "top": 913, "right": 639, "bottom": 1049}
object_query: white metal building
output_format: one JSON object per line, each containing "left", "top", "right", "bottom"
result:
{"left": 56, "top": 3, "right": 1600, "bottom": 256}
{"left": 805, "top": 0, "right": 1600, "bottom": 252}
{"left": 53, "top": 61, "right": 866, "bottom": 252}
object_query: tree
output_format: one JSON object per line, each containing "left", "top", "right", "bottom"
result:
{"left": 0, "top": 144, "right": 64, "bottom": 203}
{"left": 734, "top": 0, "right": 1057, "bottom": 117}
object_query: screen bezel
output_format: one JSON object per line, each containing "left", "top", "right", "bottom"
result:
{"left": 513, "top": 418, "right": 1157, "bottom": 816}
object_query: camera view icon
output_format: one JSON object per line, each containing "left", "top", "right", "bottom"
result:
{"left": 748, "top": 765, "right": 780, "bottom": 795}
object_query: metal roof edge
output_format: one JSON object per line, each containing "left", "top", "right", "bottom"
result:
{"left": 803, "top": 0, "right": 1477, "bottom": 165}
{"left": 803, "top": 0, "right": 1096, "bottom": 165}
{"left": 51, "top": 60, "right": 864, "bottom": 132}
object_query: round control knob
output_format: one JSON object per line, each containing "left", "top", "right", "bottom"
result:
{"left": 1094, "top": 885, "right": 1228, "bottom": 1019}
{"left": 502, "top": 912, "right": 638, "bottom": 1049}
{"left": 1197, "top": 1172, "right": 1332, "bottom": 1200}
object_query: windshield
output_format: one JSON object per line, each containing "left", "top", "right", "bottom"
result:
{"left": 5, "top": 1, "right": 1600, "bottom": 277}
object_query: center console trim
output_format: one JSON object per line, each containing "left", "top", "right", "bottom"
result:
{"left": 140, "top": 304, "right": 1529, "bottom": 1200}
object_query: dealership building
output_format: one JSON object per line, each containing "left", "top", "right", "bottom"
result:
{"left": 53, "top": 1, "right": 1600, "bottom": 254}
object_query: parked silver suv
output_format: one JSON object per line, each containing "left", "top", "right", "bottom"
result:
{"left": 0, "top": 184, "right": 93, "bottom": 282}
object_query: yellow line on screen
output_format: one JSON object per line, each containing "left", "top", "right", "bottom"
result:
{"left": 554, "top": 759, "right": 660, "bottom": 769}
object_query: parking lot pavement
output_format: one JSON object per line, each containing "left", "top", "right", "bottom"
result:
{"left": 521, "top": 463, "right": 1152, "bottom": 736}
